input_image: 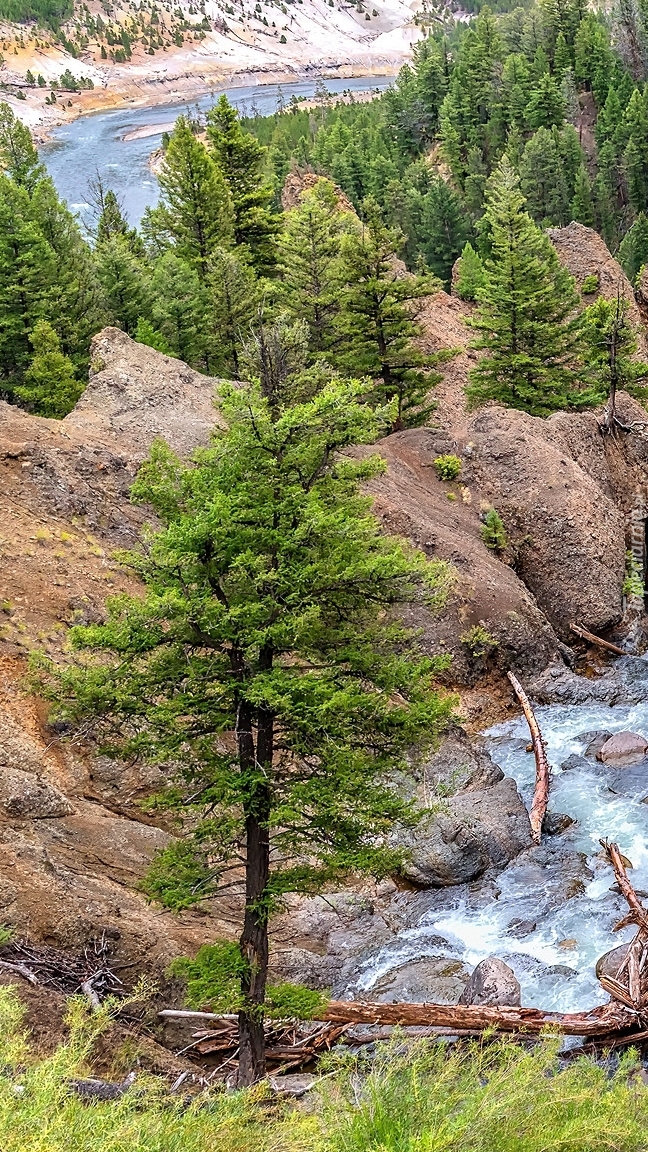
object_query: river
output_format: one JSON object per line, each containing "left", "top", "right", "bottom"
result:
{"left": 349, "top": 681, "right": 648, "bottom": 1016}
{"left": 39, "top": 75, "right": 393, "bottom": 228}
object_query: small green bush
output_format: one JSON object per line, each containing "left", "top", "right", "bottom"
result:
{"left": 434, "top": 453, "right": 462, "bottom": 481}
{"left": 581, "top": 273, "right": 600, "bottom": 294}
{"left": 480, "top": 507, "right": 508, "bottom": 553}
{"left": 623, "top": 550, "right": 645, "bottom": 599}
{"left": 460, "top": 624, "right": 498, "bottom": 658}
{"left": 170, "top": 942, "right": 328, "bottom": 1019}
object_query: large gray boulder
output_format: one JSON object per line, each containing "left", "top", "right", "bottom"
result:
{"left": 458, "top": 957, "right": 521, "bottom": 1007}
{"left": 400, "top": 777, "right": 533, "bottom": 887}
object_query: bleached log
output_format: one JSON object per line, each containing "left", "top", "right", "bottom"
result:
{"left": 507, "top": 671, "right": 551, "bottom": 844}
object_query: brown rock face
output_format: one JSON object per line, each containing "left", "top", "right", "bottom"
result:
{"left": 597, "top": 732, "right": 648, "bottom": 765}
{"left": 458, "top": 956, "right": 521, "bottom": 1007}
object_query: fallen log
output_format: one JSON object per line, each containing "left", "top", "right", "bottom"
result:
{"left": 569, "top": 624, "right": 627, "bottom": 657}
{"left": 507, "top": 671, "right": 551, "bottom": 844}
{"left": 598, "top": 840, "right": 648, "bottom": 1010}
{"left": 314, "top": 1000, "right": 637, "bottom": 1037}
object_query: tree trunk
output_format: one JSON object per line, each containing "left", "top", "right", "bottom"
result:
{"left": 507, "top": 671, "right": 550, "bottom": 844}
{"left": 236, "top": 676, "right": 273, "bottom": 1086}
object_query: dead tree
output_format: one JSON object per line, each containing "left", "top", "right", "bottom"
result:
{"left": 507, "top": 671, "right": 551, "bottom": 844}
{"left": 599, "top": 840, "right": 648, "bottom": 1011}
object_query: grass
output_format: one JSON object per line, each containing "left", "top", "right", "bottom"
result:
{"left": 2, "top": 986, "right": 648, "bottom": 1152}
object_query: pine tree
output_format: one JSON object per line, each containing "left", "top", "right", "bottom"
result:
{"left": 618, "top": 212, "right": 648, "bottom": 281}
{"left": 97, "top": 188, "right": 142, "bottom": 254}
{"left": 149, "top": 250, "right": 208, "bottom": 367}
{"left": 13, "top": 319, "right": 82, "bottom": 417}
{"left": 553, "top": 31, "right": 573, "bottom": 76}
{"left": 277, "top": 177, "right": 352, "bottom": 356}
{"left": 206, "top": 246, "right": 260, "bottom": 379}
{"left": 206, "top": 95, "right": 280, "bottom": 273}
{"left": 466, "top": 157, "right": 584, "bottom": 415}
{"left": 571, "top": 163, "right": 595, "bottom": 226}
{"left": 0, "top": 101, "right": 45, "bottom": 192}
{"left": 0, "top": 176, "right": 57, "bottom": 389}
{"left": 95, "top": 235, "right": 150, "bottom": 336}
{"left": 455, "top": 241, "right": 486, "bottom": 301}
{"left": 33, "top": 375, "right": 453, "bottom": 1086}
{"left": 333, "top": 199, "right": 446, "bottom": 430}
{"left": 409, "top": 175, "right": 471, "bottom": 287}
{"left": 525, "top": 72, "right": 566, "bottom": 129}
{"left": 520, "top": 128, "right": 569, "bottom": 224}
{"left": 240, "top": 311, "right": 309, "bottom": 405}
{"left": 581, "top": 292, "right": 648, "bottom": 426}
{"left": 156, "top": 115, "right": 234, "bottom": 278}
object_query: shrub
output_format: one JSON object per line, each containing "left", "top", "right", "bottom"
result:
{"left": 480, "top": 507, "right": 508, "bottom": 553}
{"left": 581, "top": 273, "right": 600, "bottom": 294}
{"left": 623, "top": 550, "right": 645, "bottom": 599}
{"left": 433, "top": 453, "right": 462, "bottom": 481}
{"left": 460, "top": 624, "right": 498, "bottom": 658}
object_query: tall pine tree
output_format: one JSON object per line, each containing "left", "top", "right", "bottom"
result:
{"left": 466, "top": 157, "right": 584, "bottom": 415}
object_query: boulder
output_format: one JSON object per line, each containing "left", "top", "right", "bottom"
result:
{"left": 596, "top": 942, "right": 630, "bottom": 983}
{"left": 399, "top": 777, "right": 533, "bottom": 887}
{"left": 0, "top": 766, "right": 73, "bottom": 819}
{"left": 458, "top": 957, "right": 521, "bottom": 1007}
{"left": 579, "top": 731, "right": 614, "bottom": 757}
{"left": 597, "top": 732, "right": 648, "bottom": 766}
{"left": 542, "top": 812, "right": 575, "bottom": 836}
{"left": 371, "top": 956, "right": 471, "bottom": 1004}
{"left": 506, "top": 918, "right": 536, "bottom": 938}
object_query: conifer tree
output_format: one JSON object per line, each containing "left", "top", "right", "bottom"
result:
{"left": 135, "top": 317, "right": 176, "bottom": 356}
{"left": 206, "top": 246, "right": 260, "bottom": 379}
{"left": 466, "top": 157, "right": 584, "bottom": 415}
{"left": 581, "top": 291, "right": 648, "bottom": 426}
{"left": 149, "top": 250, "right": 208, "bottom": 367}
{"left": 407, "top": 175, "right": 471, "bottom": 287}
{"left": 619, "top": 211, "right": 648, "bottom": 281}
{"left": 240, "top": 311, "right": 309, "bottom": 405}
{"left": 95, "top": 235, "right": 151, "bottom": 336}
{"left": 155, "top": 115, "right": 234, "bottom": 278}
{"left": 0, "top": 101, "right": 45, "bottom": 192}
{"left": 33, "top": 376, "right": 454, "bottom": 1086}
{"left": 525, "top": 72, "right": 566, "bottom": 129}
{"left": 455, "top": 241, "right": 486, "bottom": 301}
{"left": 520, "top": 127, "right": 570, "bottom": 224}
{"left": 206, "top": 95, "right": 279, "bottom": 273}
{"left": 277, "top": 178, "right": 352, "bottom": 356}
{"left": 333, "top": 199, "right": 446, "bottom": 429}
{"left": 14, "top": 319, "right": 82, "bottom": 417}
{"left": 571, "top": 163, "right": 595, "bottom": 226}
{"left": 0, "top": 176, "right": 57, "bottom": 389}
{"left": 96, "top": 188, "right": 143, "bottom": 255}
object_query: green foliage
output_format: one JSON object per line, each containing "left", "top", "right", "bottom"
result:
{"left": 581, "top": 273, "right": 600, "bottom": 294}
{"left": 33, "top": 374, "right": 455, "bottom": 1074}
{"left": 0, "top": 924, "right": 14, "bottom": 945}
{"left": 460, "top": 623, "right": 498, "bottom": 657}
{"left": 170, "top": 944, "right": 329, "bottom": 1018}
{"left": 433, "top": 453, "right": 462, "bottom": 480}
{"left": 580, "top": 293, "right": 648, "bottom": 414}
{"left": 169, "top": 942, "right": 249, "bottom": 1011}
{"left": 480, "top": 507, "right": 508, "bottom": 552}
{"left": 332, "top": 199, "right": 446, "bottom": 429}
{"left": 134, "top": 317, "right": 176, "bottom": 357}
{"left": 0, "top": 0, "right": 71, "bottom": 29}
{"left": 466, "top": 158, "right": 584, "bottom": 415}
{"left": 455, "top": 241, "right": 486, "bottom": 301}
{"left": 152, "top": 115, "right": 234, "bottom": 277}
{"left": 13, "top": 320, "right": 83, "bottom": 417}
{"left": 623, "top": 550, "right": 645, "bottom": 598}
{"left": 206, "top": 95, "right": 279, "bottom": 274}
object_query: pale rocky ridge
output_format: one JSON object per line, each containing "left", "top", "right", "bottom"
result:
{"left": 0, "top": 222, "right": 647, "bottom": 1029}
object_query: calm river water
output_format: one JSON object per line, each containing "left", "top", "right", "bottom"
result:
{"left": 39, "top": 75, "right": 393, "bottom": 227}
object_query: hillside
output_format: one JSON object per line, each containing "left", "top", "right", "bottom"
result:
{"left": 0, "top": 0, "right": 423, "bottom": 131}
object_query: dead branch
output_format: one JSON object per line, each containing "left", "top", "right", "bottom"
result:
{"left": 69, "top": 1072, "right": 136, "bottom": 1101}
{"left": 601, "top": 841, "right": 648, "bottom": 933}
{"left": 158, "top": 1009, "right": 238, "bottom": 1022}
{"left": 80, "top": 977, "right": 102, "bottom": 1011}
{"left": 0, "top": 959, "right": 39, "bottom": 985}
{"left": 507, "top": 671, "right": 551, "bottom": 844}
{"left": 570, "top": 624, "right": 627, "bottom": 657}
{"left": 598, "top": 840, "right": 648, "bottom": 1010}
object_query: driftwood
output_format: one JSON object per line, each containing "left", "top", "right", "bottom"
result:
{"left": 507, "top": 671, "right": 551, "bottom": 844}
{"left": 69, "top": 1072, "right": 136, "bottom": 1101}
{"left": 599, "top": 840, "right": 648, "bottom": 1011}
{"left": 314, "top": 1000, "right": 636, "bottom": 1037}
{"left": 570, "top": 624, "right": 627, "bottom": 657}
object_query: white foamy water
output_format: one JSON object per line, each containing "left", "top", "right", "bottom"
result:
{"left": 353, "top": 701, "right": 648, "bottom": 1012}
